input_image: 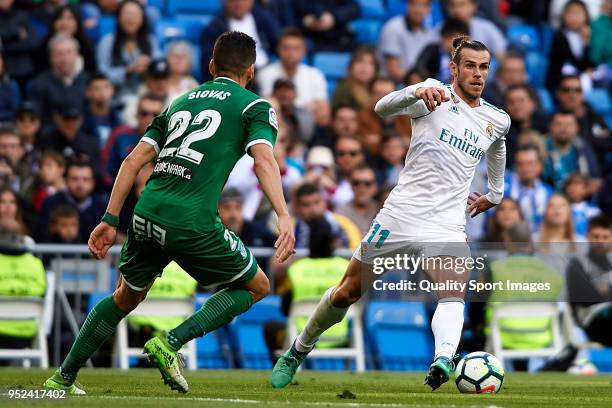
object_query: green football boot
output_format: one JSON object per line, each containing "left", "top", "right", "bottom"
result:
{"left": 424, "top": 355, "right": 460, "bottom": 391}
{"left": 43, "top": 370, "right": 86, "bottom": 395}
{"left": 271, "top": 344, "right": 308, "bottom": 389}
{"left": 143, "top": 332, "right": 188, "bottom": 393}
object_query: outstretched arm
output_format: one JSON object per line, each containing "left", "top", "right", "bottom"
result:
{"left": 375, "top": 79, "right": 450, "bottom": 118}
{"left": 250, "top": 143, "right": 295, "bottom": 263}
{"left": 88, "top": 142, "right": 157, "bottom": 259}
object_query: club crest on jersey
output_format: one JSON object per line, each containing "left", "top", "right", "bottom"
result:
{"left": 269, "top": 108, "right": 278, "bottom": 130}
{"left": 486, "top": 122, "right": 494, "bottom": 139}
{"left": 449, "top": 105, "right": 459, "bottom": 115}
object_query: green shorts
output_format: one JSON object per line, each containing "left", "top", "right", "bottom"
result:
{"left": 118, "top": 213, "right": 257, "bottom": 291}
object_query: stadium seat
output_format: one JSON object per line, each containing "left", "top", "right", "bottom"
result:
{"left": 228, "top": 295, "right": 286, "bottom": 369}
{"left": 590, "top": 348, "right": 612, "bottom": 372}
{"left": 358, "top": 0, "right": 386, "bottom": 20}
{"left": 166, "top": 0, "right": 221, "bottom": 17}
{"left": 351, "top": 19, "right": 383, "bottom": 44}
{"left": 525, "top": 52, "right": 548, "bottom": 88}
{"left": 312, "top": 52, "right": 351, "bottom": 82}
{"left": 537, "top": 88, "right": 555, "bottom": 114}
{"left": 98, "top": 15, "right": 117, "bottom": 39}
{"left": 365, "top": 301, "right": 432, "bottom": 371}
{"left": 584, "top": 88, "right": 612, "bottom": 115}
{"left": 507, "top": 24, "right": 541, "bottom": 52}
{"left": 156, "top": 17, "right": 208, "bottom": 46}
{"left": 540, "top": 24, "right": 554, "bottom": 57}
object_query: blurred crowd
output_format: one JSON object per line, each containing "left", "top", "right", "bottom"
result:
{"left": 0, "top": 0, "right": 609, "bottom": 253}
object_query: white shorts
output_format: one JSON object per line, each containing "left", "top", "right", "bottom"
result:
{"left": 353, "top": 209, "right": 470, "bottom": 265}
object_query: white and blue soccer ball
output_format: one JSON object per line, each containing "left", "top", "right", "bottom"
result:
{"left": 454, "top": 352, "right": 505, "bottom": 393}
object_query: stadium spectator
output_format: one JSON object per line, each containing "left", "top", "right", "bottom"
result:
{"left": 482, "top": 197, "right": 524, "bottom": 243}
{"left": 0, "top": 155, "right": 14, "bottom": 191}
{"left": 414, "top": 18, "right": 469, "bottom": 84}
{"left": 96, "top": 0, "right": 160, "bottom": 96}
{"left": 332, "top": 135, "right": 365, "bottom": 208}
{"left": 377, "top": 0, "right": 439, "bottom": 83}
{"left": 542, "top": 110, "right": 601, "bottom": 191}
{"left": 257, "top": 28, "right": 329, "bottom": 124}
{"left": 38, "top": 160, "right": 106, "bottom": 243}
{"left": 0, "top": 125, "right": 35, "bottom": 202}
{"left": 336, "top": 164, "right": 379, "bottom": 235}
{"left": 445, "top": 0, "right": 507, "bottom": 58}
{"left": 377, "top": 132, "right": 408, "bottom": 187}
{"left": 0, "top": 221, "right": 46, "bottom": 352}
{"left": 15, "top": 102, "right": 41, "bottom": 170}
{"left": 28, "top": 33, "right": 88, "bottom": 128}
{"left": 166, "top": 41, "right": 199, "bottom": 103}
{"left": 272, "top": 79, "right": 316, "bottom": 145}
{"left": 546, "top": 0, "right": 593, "bottom": 91}
{"left": 554, "top": 75, "right": 610, "bottom": 168}
{"left": 218, "top": 187, "right": 276, "bottom": 248}
{"left": 563, "top": 173, "right": 601, "bottom": 237}
{"left": 357, "top": 77, "right": 411, "bottom": 155}
{"left": 332, "top": 45, "right": 379, "bottom": 111}
{"left": 303, "top": 146, "right": 338, "bottom": 203}
{"left": 534, "top": 193, "right": 581, "bottom": 247}
{"left": 589, "top": 0, "right": 612, "bottom": 66}
{"left": 103, "top": 93, "right": 164, "bottom": 181}
{"left": 257, "top": 0, "right": 296, "bottom": 27}
{"left": 311, "top": 104, "right": 359, "bottom": 149}
{"left": 83, "top": 73, "right": 121, "bottom": 150}
{"left": 504, "top": 145, "right": 554, "bottom": 232}
{"left": 47, "top": 203, "right": 82, "bottom": 244}
{"left": 504, "top": 84, "right": 549, "bottom": 168}
{"left": 292, "top": 182, "right": 359, "bottom": 249}
{"left": 0, "top": 187, "right": 27, "bottom": 235}
{"left": 507, "top": 0, "right": 549, "bottom": 25}
{"left": 264, "top": 215, "right": 350, "bottom": 363}
{"left": 0, "top": 0, "right": 38, "bottom": 90}
{"left": 32, "top": 150, "right": 66, "bottom": 212}
{"left": 567, "top": 214, "right": 612, "bottom": 347}
{"left": 293, "top": 0, "right": 360, "bottom": 52}
{"left": 483, "top": 52, "right": 530, "bottom": 108}
{"left": 200, "top": 0, "right": 281, "bottom": 80}
{"left": 0, "top": 53, "right": 21, "bottom": 122}
{"left": 37, "top": 5, "right": 97, "bottom": 73}
{"left": 38, "top": 101, "right": 100, "bottom": 175}
{"left": 549, "top": 0, "right": 603, "bottom": 28}
{"left": 121, "top": 58, "right": 171, "bottom": 128}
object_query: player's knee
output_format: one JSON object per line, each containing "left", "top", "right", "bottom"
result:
{"left": 112, "top": 285, "right": 144, "bottom": 313}
{"left": 250, "top": 275, "right": 270, "bottom": 303}
{"left": 331, "top": 284, "right": 361, "bottom": 308}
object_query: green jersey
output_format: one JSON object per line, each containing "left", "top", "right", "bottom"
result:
{"left": 135, "top": 76, "right": 278, "bottom": 232}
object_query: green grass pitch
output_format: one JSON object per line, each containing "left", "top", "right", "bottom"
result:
{"left": 1, "top": 368, "right": 611, "bottom": 407}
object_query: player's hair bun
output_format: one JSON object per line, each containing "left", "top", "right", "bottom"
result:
{"left": 452, "top": 35, "right": 471, "bottom": 50}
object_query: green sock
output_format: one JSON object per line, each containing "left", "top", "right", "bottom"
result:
{"left": 167, "top": 288, "right": 253, "bottom": 351}
{"left": 60, "top": 296, "right": 126, "bottom": 383}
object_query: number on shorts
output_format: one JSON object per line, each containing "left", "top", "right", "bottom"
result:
{"left": 366, "top": 223, "right": 390, "bottom": 248}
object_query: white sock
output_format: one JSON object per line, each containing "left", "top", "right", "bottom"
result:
{"left": 431, "top": 299, "right": 465, "bottom": 360}
{"left": 294, "top": 287, "right": 349, "bottom": 353}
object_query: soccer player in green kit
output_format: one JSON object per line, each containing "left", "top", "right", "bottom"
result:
{"left": 43, "top": 32, "right": 295, "bottom": 395}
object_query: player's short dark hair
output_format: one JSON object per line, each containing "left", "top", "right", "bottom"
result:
{"left": 451, "top": 35, "right": 490, "bottom": 65}
{"left": 212, "top": 31, "right": 256, "bottom": 77}
{"left": 87, "top": 72, "right": 111, "bottom": 86}
{"left": 279, "top": 27, "right": 305, "bottom": 43}
{"left": 441, "top": 18, "right": 469, "bottom": 38}
{"left": 295, "top": 182, "right": 320, "bottom": 200}
{"left": 50, "top": 204, "right": 79, "bottom": 224}
{"left": 587, "top": 214, "right": 612, "bottom": 232}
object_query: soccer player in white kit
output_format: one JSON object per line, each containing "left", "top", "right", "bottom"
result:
{"left": 271, "top": 36, "right": 510, "bottom": 390}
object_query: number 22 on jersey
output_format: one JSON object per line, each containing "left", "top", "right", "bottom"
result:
{"left": 158, "top": 109, "right": 222, "bottom": 165}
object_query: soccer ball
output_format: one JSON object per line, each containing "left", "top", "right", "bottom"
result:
{"left": 454, "top": 352, "right": 505, "bottom": 393}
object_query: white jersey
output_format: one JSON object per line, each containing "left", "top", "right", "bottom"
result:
{"left": 375, "top": 78, "right": 510, "bottom": 234}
